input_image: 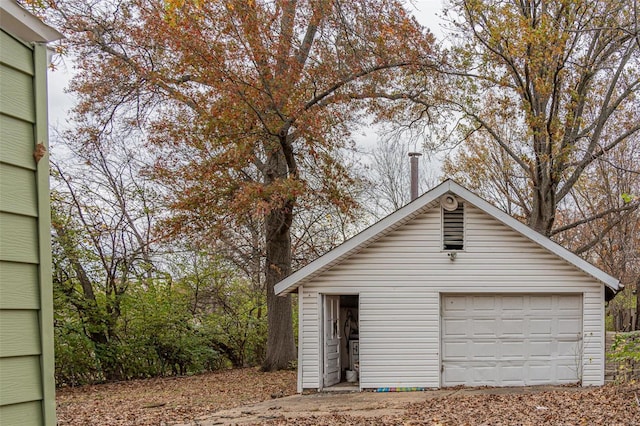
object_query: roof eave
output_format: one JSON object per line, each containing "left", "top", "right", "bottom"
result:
{"left": 1, "top": 0, "right": 62, "bottom": 43}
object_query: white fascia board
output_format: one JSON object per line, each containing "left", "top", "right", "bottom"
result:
{"left": 275, "top": 180, "right": 452, "bottom": 295}
{"left": 1, "top": 0, "right": 62, "bottom": 43}
{"left": 448, "top": 182, "right": 620, "bottom": 292}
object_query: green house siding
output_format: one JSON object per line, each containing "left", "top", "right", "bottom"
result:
{"left": 0, "top": 26, "right": 55, "bottom": 426}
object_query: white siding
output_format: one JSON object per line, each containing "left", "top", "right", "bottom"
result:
{"left": 298, "top": 203, "right": 605, "bottom": 389}
{"left": 359, "top": 293, "right": 439, "bottom": 388}
{"left": 582, "top": 286, "right": 605, "bottom": 385}
{"left": 300, "top": 291, "right": 320, "bottom": 389}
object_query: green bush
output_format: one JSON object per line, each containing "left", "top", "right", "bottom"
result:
{"left": 54, "top": 272, "right": 266, "bottom": 386}
{"left": 607, "top": 331, "right": 640, "bottom": 383}
{"left": 54, "top": 322, "right": 103, "bottom": 386}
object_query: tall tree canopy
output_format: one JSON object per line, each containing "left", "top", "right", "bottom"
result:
{"left": 51, "top": 0, "right": 437, "bottom": 369}
{"left": 440, "top": 0, "right": 640, "bottom": 236}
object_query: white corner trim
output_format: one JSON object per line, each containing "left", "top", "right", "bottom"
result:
{"left": 275, "top": 179, "right": 620, "bottom": 295}
{"left": 1, "top": 0, "right": 62, "bottom": 43}
{"left": 297, "top": 285, "right": 303, "bottom": 393}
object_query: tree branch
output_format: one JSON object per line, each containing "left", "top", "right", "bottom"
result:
{"left": 574, "top": 204, "right": 639, "bottom": 254}
{"left": 551, "top": 200, "right": 640, "bottom": 236}
{"left": 557, "top": 122, "right": 640, "bottom": 200}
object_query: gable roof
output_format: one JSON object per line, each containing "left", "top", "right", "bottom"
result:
{"left": 275, "top": 179, "right": 620, "bottom": 295}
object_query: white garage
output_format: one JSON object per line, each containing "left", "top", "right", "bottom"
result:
{"left": 441, "top": 294, "right": 583, "bottom": 387}
{"left": 275, "top": 180, "right": 620, "bottom": 392}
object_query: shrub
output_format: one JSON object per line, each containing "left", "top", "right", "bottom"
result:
{"left": 607, "top": 331, "right": 640, "bottom": 383}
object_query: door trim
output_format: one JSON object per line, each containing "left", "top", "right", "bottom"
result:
{"left": 322, "top": 294, "right": 341, "bottom": 388}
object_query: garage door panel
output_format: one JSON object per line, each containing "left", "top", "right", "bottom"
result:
{"left": 502, "top": 295, "right": 524, "bottom": 310}
{"left": 502, "top": 319, "right": 524, "bottom": 335}
{"left": 530, "top": 295, "right": 554, "bottom": 310}
{"left": 442, "top": 318, "right": 468, "bottom": 336}
{"left": 529, "top": 364, "right": 553, "bottom": 381}
{"left": 529, "top": 318, "right": 552, "bottom": 335}
{"left": 473, "top": 365, "right": 499, "bottom": 384}
{"left": 443, "top": 365, "right": 467, "bottom": 385}
{"left": 501, "top": 342, "right": 526, "bottom": 358}
{"left": 442, "top": 296, "right": 467, "bottom": 312}
{"left": 502, "top": 365, "right": 525, "bottom": 382}
{"left": 558, "top": 318, "right": 581, "bottom": 335}
{"left": 528, "top": 341, "right": 553, "bottom": 357}
{"left": 557, "top": 340, "right": 580, "bottom": 355}
{"left": 442, "top": 341, "right": 468, "bottom": 359}
{"left": 442, "top": 294, "right": 582, "bottom": 387}
{"left": 472, "top": 296, "right": 496, "bottom": 311}
{"left": 558, "top": 365, "right": 580, "bottom": 381}
{"left": 474, "top": 319, "right": 498, "bottom": 336}
{"left": 471, "top": 341, "right": 497, "bottom": 358}
{"left": 558, "top": 295, "right": 582, "bottom": 309}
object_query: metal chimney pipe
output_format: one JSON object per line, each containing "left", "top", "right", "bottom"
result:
{"left": 409, "top": 152, "right": 422, "bottom": 201}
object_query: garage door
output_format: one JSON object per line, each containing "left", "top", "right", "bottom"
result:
{"left": 441, "top": 294, "right": 582, "bottom": 387}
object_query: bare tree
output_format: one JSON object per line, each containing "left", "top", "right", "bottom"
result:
{"left": 51, "top": 130, "right": 158, "bottom": 380}
{"left": 367, "top": 137, "right": 438, "bottom": 217}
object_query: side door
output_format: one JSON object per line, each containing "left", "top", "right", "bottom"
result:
{"left": 323, "top": 295, "right": 341, "bottom": 387}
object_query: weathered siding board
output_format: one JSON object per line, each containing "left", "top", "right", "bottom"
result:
{"left": 0, "top": 262, "right": 40, "bottom": 309}
{"left": 0, "top": 356, "right": 43, "bottom": 406}
{"left": 0, "top": 310, "right": 41, "bottom": 357}
{"left": 0, "top": 213, "right": 39, "bottom": 263}
{"left": 0, "top": 401, "right": 43, "bottom": 426}
{"left": 0, "top": 31, "right": 34, "bottom": 75}
{"left": 0, "top": 114, "right": 36, "bottom": 169}
{"left": 0, "top": 163, "right": 38, "bottom": 216}
{"left": 299, "top": 203, "right": 605, "bottom": 388}
{"left": 0, "top": 63, "right": 35, "bottom": 122}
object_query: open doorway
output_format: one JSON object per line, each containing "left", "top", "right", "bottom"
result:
{"left": 322, "top": 294, "right": 359, "bottom": 390}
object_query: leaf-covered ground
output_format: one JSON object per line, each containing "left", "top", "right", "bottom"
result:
{"left": 261, "top": 383, "right": 640, "bottom": 426}
{"left": 57, "top": 370, "right": 640, "bottom": 425}
{"left": 56, "top": 368, "right": 296, "bottom": 425}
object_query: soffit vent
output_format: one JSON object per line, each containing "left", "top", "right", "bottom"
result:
{"left": 443, "top": 202, "right": 464, "bottom": 250}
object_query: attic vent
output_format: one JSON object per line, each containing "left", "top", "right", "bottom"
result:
{"left": 443, "top": 202, "right": 464, "bottom": 250}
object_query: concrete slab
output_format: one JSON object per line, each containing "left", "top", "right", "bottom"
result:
{"left": 174, "top": 385, "right": 587, "bottom": 425}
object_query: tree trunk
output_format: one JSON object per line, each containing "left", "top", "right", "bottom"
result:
{"left": 261, "top": 205, "right": 297, "bottom": 371}
{"left": 529, "top": 172, "right": 556, "bottom": 236}
{"left": 261, "top": 139, "right": 297, "bottom": 371}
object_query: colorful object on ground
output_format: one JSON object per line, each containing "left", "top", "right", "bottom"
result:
{"left": 375, "top": 387, "right": 425, "bottom": 392}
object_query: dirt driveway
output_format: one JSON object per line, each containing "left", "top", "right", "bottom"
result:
{"left": 176, "top": 386, "right": 589, "bottom": 425}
